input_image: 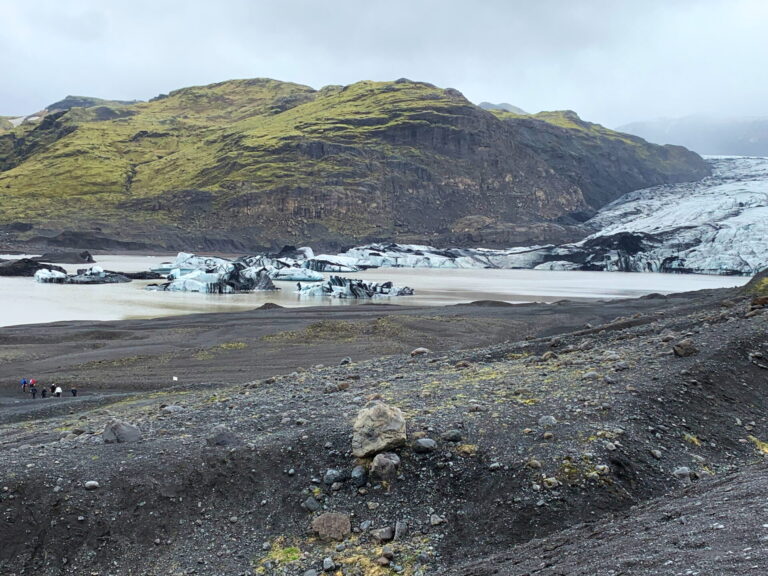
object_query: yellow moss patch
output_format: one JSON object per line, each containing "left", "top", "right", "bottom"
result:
{"left": 683, "top": 433, "right": 702, "bottom": 446}
{"left": 456, "top": 444, "right": 478, "bottom": 457}
{"left": 748, "top": 435, "right": 768, "bottom": 455}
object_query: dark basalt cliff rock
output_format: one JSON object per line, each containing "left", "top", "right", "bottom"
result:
{"left": 0, "top": 79, "right": 710, "bottom": 251}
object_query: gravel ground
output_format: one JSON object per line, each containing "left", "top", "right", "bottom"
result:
{"left": 0, "top": 285, "right": 766, "bottom": 575}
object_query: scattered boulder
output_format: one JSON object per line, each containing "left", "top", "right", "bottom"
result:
{"left": 339, "top": 356, "right": 352, "bottom": 366}
{"left": 84, "top": 480, "right": 100, "bottom": 490}
{"left": 323, "top": 468, "right": 346, "bottom": 485}
{"left": 673, "top": 466, "right": 692, "bottom": 480}
{"left": 311, "top": 512, "right": 351, "bottom": 541}
{"left": 673, "top": 338, "right": 698, "bottom": 357}
{"left": 538, "top": 415, "right": 558, "bottom": 427}
{"left": 413, "top": 438, "right": 437, "bottom": 453}
{"left": 350, "top": 465, "right": 368, "bottom": 488}
{"left": 351, "top": 401, "right": 407, "bottom": 457}
{"left": 370, "top": 526, "right": 395, "bottom": 542}
{"left": 303, "top": 496, "right": 322, "bottom": 512}
{"left": 370, "top": 452, "right": 401, "bottom": 482}
{"left": 440, "top": 429, "right": 463, "bottom": 442}
{"left": 394, "top": 520, "right": 409, "bottom": 540}
{"left": 410, "top": 347, "right": 431, "bottom": 357}
{"left": 102, "top": 420, "right": 142, "bottom": 444}
{"left": 205, "top": 424, "right": 240, "bottom": 447}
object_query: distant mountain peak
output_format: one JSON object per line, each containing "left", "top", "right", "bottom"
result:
{"left": 46, "top": 95, "right": 141, "bottom": 112}
{"left": 478, "top": 102, "right": 529, "bottom": 115}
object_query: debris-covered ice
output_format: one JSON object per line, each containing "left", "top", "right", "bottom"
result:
{"left": 34, "top": 266, "right": 131, "bottom": 284}
{"left": 297, "top": 276, "right": 414, "bottom": 299}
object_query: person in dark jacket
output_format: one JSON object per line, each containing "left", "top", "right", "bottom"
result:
{"left": 30, "top": 384, "right": 37, "bottom": 399}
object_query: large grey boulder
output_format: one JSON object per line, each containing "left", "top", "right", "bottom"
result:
{"left": 351, "top": 401, "right": 407, "bottom": 458}
{"left": 102, "top": 420, "right": 142, "bottom": 444}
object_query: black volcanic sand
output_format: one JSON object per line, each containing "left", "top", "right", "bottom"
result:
{"left": 1, "top": 289, "right": 767, "bottom": 575}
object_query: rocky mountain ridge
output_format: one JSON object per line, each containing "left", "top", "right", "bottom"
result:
{"left": 0, "top": 78, "right": 708, "bottom": 252}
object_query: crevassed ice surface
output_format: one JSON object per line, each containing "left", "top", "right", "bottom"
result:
{"left": 585, "top": 156, "right": 768, "bottom": 274}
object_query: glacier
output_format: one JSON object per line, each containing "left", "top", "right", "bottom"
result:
{"left": 326, "top": 156, "right": 768, "bottom": 276}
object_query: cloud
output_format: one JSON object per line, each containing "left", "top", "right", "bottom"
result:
{"left": 0, "top": 0, "right": 766, "bottom": 126}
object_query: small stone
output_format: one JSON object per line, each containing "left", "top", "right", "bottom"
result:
{"left": 488, "top": 462, "right": 502, "bottom": 471}
{"left": 375, "top": 556, "right": 391, "bottom": 566}
{"left": 382, "top": 545, "right": 395, "bottom": 559}
{"left": 323, "top": 557, "right": 335, "bottom": 571}
{"left": 350, "top": 465, "right": 367, "bottom": 488}
{"left": 394, "top": 520, "right": 409, "bottom": 540}
{"left": 371, "top": 452, "right": 401, "bottom": 482}
{"left": 582, "top": 371, "right": 600, "bottom": 381}
{"left": 527, "top": 459, "right": 542, "bottom": 469}
{"left": 454, "top": 360, "right": 471, "bottom": 369}
{"left": 370, "top": 526, "right": 394, "bottom": 542}
{"left": 413, "top": 438, "right": 437, "bottom": 453}
{"left": 161, "top": 404, "right": 185, "bottom": 413}
{"left": 303, "top": 496, "right": 322, "bottom": 512}
{"left": 102, "top": 420, "right": 142, "bottom": 444}
{"left": 522, "top": 428, "right": 534, "bottom": 435}
{"left": 359, "top": 520, "right": 373, "bottom": 531}
{"left": 304, "top": 570, "right": 319, "bottom": 576}
{"left": 650, "top": 449, "right": 663, "bottom": 460}
{"left": 410, "top": 347, "right": 431, "bottom": 357}
{"left": 84, "top": 481, "right": 99, "bottom": 490}
{"left": 542, "top": 477, "right": 560, "bottom": 489}
{"left": 595, "top": 464, "right": 610, "bottom": 475}
{"left": 339, "top": 356, "right": 352, "bottom": 366}
{"left": 205, "top": 424, "right": 239, "bottom": 447}
{"left": 673, "top": 466, "right": 692, "bottom": 480}
{"left": 429, "top": 514, "right": 445, "bottom": 526}
{"left": 229, "top": 516, "right": 238, "bottom": 523}
{"left": 324, "top": 469, "right": 344, "bottom": 485}
{"left": 543, "top": 432, "right": 554, "bottom": 440}
{"left": 538, "top": 415, "right": 558, "bottom": 427}
{"left": 604, "top": 442, "right": 617, "bottom": 451}
{"left": 673, "top": 339, "right": 698, "bottom": 358}
{"left": 440, "top": 429, "right": 463, "bottom": 442}
{"left": 540, "top": 351, "right": 558, "bottom": 362}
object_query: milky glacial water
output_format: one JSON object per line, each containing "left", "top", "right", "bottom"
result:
{"left": 0, "top": 254, "right": 749, "bottom": 328}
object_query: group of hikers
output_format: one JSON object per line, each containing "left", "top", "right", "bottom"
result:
{"left": 20, "top": 377, "right": 77, "bottom": 399}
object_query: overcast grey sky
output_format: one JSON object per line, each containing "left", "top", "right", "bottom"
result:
{"left": 1, "top": 0, "right": 766, "bottom": 127}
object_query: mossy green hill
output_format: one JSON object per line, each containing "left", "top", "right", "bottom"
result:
{"left": 0, "top": 78, "right": 709, "bottom": 251}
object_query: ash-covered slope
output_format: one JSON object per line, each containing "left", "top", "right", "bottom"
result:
{"left": 0, "top": 78, "right": 708, "bottom": 251}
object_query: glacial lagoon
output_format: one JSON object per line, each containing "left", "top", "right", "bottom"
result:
{"left": 0, "top": 254, "right": 749, "bottom": 328}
